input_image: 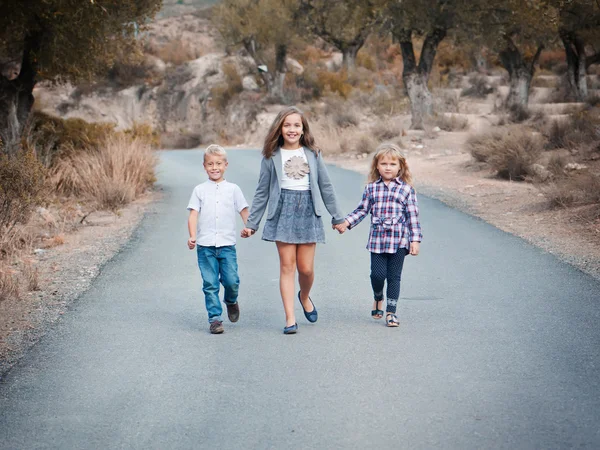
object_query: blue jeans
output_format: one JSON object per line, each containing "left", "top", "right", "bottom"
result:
{"left": 196, "top": 245, "right": 240, "bottom": 323}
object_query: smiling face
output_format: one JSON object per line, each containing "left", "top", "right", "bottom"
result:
{"left": 376, "top": 154, "right": 401, "bottom": 182}
{"left": 203, "top": 153, "right": 228, "bottom": 182}
{"left": 280, "top": 113, "right": 304, "bottom": 149}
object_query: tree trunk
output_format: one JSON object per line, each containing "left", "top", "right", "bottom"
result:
{"left": 499, "top": 40, "right": 542, "bottom": 109}
{"left": 397, "top": 28, "right": 446, "bottom": 129}
{"left": 0, "top": 36, "right": 38, "bottom": 156}
{"left": 243, "top": 37, "right": 273, "bottom": 93}
{"left": 272, "top": 43, "right": 287, "bottom": 100}
{"left": 341, "top": 45, "right": 360, "bottom": 71}
{"left": 561, "top": 30, "right": 588, "bottom": 102}
{"left": 404, "top": 73, "right": 433, "bottom": 130}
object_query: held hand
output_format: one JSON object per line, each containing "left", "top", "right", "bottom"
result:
{"left": 187, "top": 238, "right": 196, "bottom": 250}
{"left": 241, "top": 228, "right": 256, "bottom": 238}
{"left": 333, "top": 222, "right": 348, "bottom": 234}
{"left": 409, "top": 241, "right": 420, "bottom": 256}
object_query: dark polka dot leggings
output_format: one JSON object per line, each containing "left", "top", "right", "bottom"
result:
{"left": 370, "top": 248, "right": 408, "bottom": 314}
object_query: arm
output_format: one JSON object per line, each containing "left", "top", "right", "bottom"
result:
{"left": 344, "top": 185, "right": 372, "bottom": 230}
{"left": 187, "top": 209, "right": 198, "bottom": 249}
{"left": 316, "top": 154, "right": 345, "bottom": 225}
{"left": 245, "top": 157, "right": 272, "bottom": 231}
{"left": 239, "top": 207, "right": 249, "bottom": 225}
{"left": 406, "top": 187, "right": 423, "bottom": 255}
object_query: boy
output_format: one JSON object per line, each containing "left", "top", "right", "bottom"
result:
{"left": 187, "top": 145, "right": 249, "bottom": 334}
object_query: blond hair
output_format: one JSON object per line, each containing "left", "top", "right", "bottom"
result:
{"left": 368, "top": 143, "right": 413, "bottom": 184}
{"left": 262, "top": 106, "right": 319, "bottom": 159}
{"left": 204, "top": 144, "right": 227, "bottom": 161}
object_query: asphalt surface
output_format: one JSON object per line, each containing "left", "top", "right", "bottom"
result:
{"left": 1, "top": 149, "right": 599, "bottom": 449}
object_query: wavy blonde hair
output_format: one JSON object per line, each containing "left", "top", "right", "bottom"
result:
{"left": 262, "top": 106, "right": 319, "bottom": 159}
{"left": 368, "top": 143, "right": 413, "bottom": 184}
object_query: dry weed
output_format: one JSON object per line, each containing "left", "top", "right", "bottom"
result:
{"left": 23, "top": 262, "right": 40, "bottom": 292}
{"left": 542, "top": 173, "right": 600, "bottom": 207}
{"left": 467, "top": 127, "right": 542, "bottom": 180}
{"left": 435, "top": 113, "right": 469, "bottom": 131}
{"left": 0, "top": 266, "right": 20, "bottom": 301}
{"left": 51, "top": 134, "right": 157, "bottom": 211}
{"left": 461, "top": 74, "right": 494, "bottom": 98}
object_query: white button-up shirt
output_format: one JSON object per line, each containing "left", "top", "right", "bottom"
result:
{"left": 187, "top": 180, "right": 248, "bottom": 247}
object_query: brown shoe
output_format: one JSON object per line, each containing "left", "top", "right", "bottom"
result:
{"left": 225, "top": 302, "right": 240, "bottom": 323}
{"left": 210, "top": 320, "right": 224, "bottom": 334}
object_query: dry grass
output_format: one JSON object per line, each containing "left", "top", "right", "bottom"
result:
{"left": 23, "top": 262, "right": 40, "bottom": 292}
{"left": 51, "top": 134, "right": 157, "bottom": 210}
{"left": 545, "top": 111, "right": 600, "bottom": 150}
{"left": 435, "top": 113, "right": 469, "bottom": 131}
{"left": 151, "top": 40, "right": 202, "bottom": 66}
{"left": 0, "top": 267, "right": 20, "bottom": 302}
{"left": 542, "top": 173, "right": 600, "bottom": 208}
{"left": 370, "top": 119, "right": 402, "bottom": 142}
{"left": 467, "top": 127, "right": 543, "bottom": 180}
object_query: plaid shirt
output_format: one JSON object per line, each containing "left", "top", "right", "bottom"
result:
{"left": 345, "top": 177, "right": 423, "bottom": 254}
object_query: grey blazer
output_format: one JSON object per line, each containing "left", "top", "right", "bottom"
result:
{"left": 246, "top": 148, "right": 345, "bottom": 231}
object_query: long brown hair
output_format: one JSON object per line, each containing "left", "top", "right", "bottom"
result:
{"left": 262, "top": 106, "right": 320, "bottom": 158}
{"left": 368, "top": 143, "right": 413, "bottom": 185}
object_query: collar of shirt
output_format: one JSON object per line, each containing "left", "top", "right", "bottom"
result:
{"left": 375, "top": 177, "right": 403, "bottom": 185}
{"left": 207, "top": 179, "right": 227, "bottom": 185}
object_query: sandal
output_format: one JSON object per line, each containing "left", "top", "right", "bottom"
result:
{"left": 371, "top": 300, "right": 384, "bottom": 319}
{"left": 386, "top": 313, "right": 399, "bottom": 327}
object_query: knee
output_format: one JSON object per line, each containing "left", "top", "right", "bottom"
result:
{"left": 297, "top": 265, "right": 314, "bottom": 278}
{"left": 280, "top": 262, "right": 296, "bottom": 275}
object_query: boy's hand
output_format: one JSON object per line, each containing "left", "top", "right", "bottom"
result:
{"left": 241, "top": 228, "right": 255, "bottom": 238}
{"left": 332, "top": 220, "right": 349, "bottom": 234}
{"left": 187, "top": 238, "right": 196, "bottom": 249}
{"left": 409, "top": 242, "right": 420, "bottom": 256}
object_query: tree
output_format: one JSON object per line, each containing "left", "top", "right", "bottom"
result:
{"left": 385, "top": 0, "right": 460, "bottom": 129}
{"left": 0, "top": 0, "right": 161, "bottom": 155}
{"left": 556, "top": 0, "right": 600, "bottom": 101}
{"left": 298, "top": 0, "right": 382, "bottom": 71}
{"left": 469, "top": 0, "right": 556, "bottom": 108}
{"left": 213, "top": 0, "right": 298, "bottom": 99}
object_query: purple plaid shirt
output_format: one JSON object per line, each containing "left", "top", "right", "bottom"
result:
{"left": 345, "top": 177, "right": 423, "bottom": 254}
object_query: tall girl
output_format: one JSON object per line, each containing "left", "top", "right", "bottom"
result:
{"left": 338, "top": 143, "right": 422, "bottom": 327}
{"left": 241, "top": 106, "right": 345, "bottom": 334}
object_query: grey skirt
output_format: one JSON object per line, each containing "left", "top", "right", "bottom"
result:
{"left": 262, "top": 189, "right": 326, "bottom": 244}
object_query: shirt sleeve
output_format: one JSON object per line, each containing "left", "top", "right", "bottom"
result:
{"left": 345, "top": 185, "right": 372, "bottom": 229}
{"left": 406, "top": 187, "right": 423, "bottom": 242}
{"left": 233, "top": 185, "right": 249, "bottom": 212}
{"left": 187, "top": 186, "right": 201, "bottom": 212}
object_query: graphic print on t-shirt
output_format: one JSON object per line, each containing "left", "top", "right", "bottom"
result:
{"left": 284, "top": 155, "right": 310, "bottom": 180}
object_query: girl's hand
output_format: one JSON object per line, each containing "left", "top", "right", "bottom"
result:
{"left": 187, "top": 238, "right": 196, "bottom": 250}
{"left": 409, "top": 242, "right": 420, "bottom": 256}
{"left": 333, "top": 222, "right": 347, "bottom": 234}
{"left": 241, "top": 228, "right": 255, "bottom": 238}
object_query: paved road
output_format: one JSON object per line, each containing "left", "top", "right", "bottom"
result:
{"left": 1, "top": 149, "right": 599, "bottom": 449}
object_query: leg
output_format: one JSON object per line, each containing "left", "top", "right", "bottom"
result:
{"left": 218, "top": 246, "right": 240, "bottom": 323}
{"left": 276, "top": 241, "right": 298, "bottom": 327}
{"left": 386, "top": 248, "right": 408, "bottom": 314}
{"left": 296, "top": 243, "right": 316, "bottom": 313}
{"left": 218, "top": 246, "right": 240, "bottom": 304}
{"left": 370, "top": 252, "right": 387, "bottom": 317}
{"left": 197, "top": 246, "right": 222, "bottom": 323}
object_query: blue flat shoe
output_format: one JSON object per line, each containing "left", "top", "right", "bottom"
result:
{"left": 283, "top": 323, "right": 298, "bottom": 334}
{"left": 298, "top": 291, "right": 318, "bottom": 323}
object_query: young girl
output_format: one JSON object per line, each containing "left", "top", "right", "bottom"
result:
{"left": 337, "top": 143, "right": 422, "bottom": 327}
{"left": 241, "top": 106, "right": 345, "bottom": 334}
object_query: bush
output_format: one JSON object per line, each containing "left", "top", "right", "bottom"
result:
{"left": 542, "top": 173, "right": 600, "bottom": 207}
{"left": 210, "top": 62, "right": 243, "bottom": 111}
{"left": 316, "top": 70, "right": 352, "bottom": 99}
{"left": 461, "top": 74, "right": 494, "bottom": 98}
{"left": 371, "top": 120, "right": 402, "bottom": 141}
{"left": 467, "top": 127, "right": 543, "bottom": 180}
{"left": 353, "top": 134, "right": 378, "bottom": 155}
{"left": 435, "top": 113, "right": 469, "bottom": 131}
{"left": 50, "top": 134, "right": 157, "bottom": 210}
{"left": 24, "top": 112, "right": 117, "bottom": 167}
{"left": 0, "top": 150, "right": 46, "bottom": 235}
{"left": 545, "top": 111, "right": 600, "bottom": 150}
